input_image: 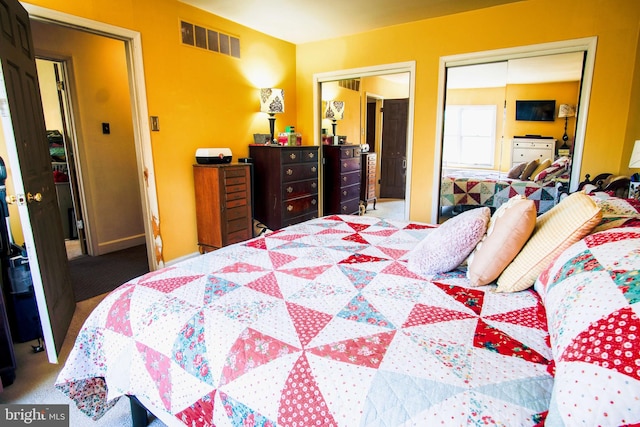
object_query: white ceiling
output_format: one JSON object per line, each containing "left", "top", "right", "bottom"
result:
{"left": 447, "top": 52, "right": 585, "bottom": 89}
{"left": 179, "top": 0, "right": 522, "bottom": 44}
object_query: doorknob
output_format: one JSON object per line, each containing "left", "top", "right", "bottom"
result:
{"left": 27, "top": 192, "right": 43, "bottom": 203}
{"left": 5, "top": 193, "right": 41, "bottom": 205}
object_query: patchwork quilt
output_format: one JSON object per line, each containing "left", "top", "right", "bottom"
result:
{"left": 56, "top": 215, "right": 553, "bottom": 426}
{"left": 441, "top": 170, "right": 567, "bottom": 214}
{"left": 535, "top": 226, "right": 640, "bottom": 426}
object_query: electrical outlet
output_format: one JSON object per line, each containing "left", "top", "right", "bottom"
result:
{"left": 102, "top": 122, "right": 110, "bottom": 134}
{"left": 150, "top": 116, "right": 160, "bottom": 131}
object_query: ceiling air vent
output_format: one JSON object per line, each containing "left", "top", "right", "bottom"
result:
{"left": 338, "top": 79, "right": 360, "bottom": 91}
{"left": 180, "top": 20, "right": 240, "bottom": 58}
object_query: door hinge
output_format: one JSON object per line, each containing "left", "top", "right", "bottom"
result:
{"left": 76, "top": 220, "right": 84, "bottom": 229}
{"left": 56, "top": 80, "right": 65, "bottom": 91}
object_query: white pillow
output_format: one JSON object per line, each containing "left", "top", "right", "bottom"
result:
{"left": 407, "top": 207, "right": 490, "bottom": 275}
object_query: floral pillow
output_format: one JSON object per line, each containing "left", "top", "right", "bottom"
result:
{"left": 590, "top": 193, "right": 640, "bottom": 232}
{"left": 534, "top": 226, "right": 640, "bottom": 426}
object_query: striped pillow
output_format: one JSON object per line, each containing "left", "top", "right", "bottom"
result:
{"left": 496, "top": 191, "right": 602, "bottom": 292}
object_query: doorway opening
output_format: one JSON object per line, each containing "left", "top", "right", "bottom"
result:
{"left": 35, "top": 58, "right": 85, "bottom": 260}
{"left": 25, "top": 4, "right": 161, "bottom": 271}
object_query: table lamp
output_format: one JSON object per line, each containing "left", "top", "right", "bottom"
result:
{"left": 260, "top": 88, "right": 284, "bottom": 144}
{"left": 324, "top": 100, "right": 344, "bottom": 144}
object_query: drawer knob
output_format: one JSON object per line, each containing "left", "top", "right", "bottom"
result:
{"left": 343, "top": 162, "right": 348, "bottom": 168}
{"left": 343, "top": 176, "right": 347, "bottom": 182}
{"left": 286, "top": 168, "right": 293, "bottom": 175}
{"left": 342, "top": 190, "right": 347, "bottom": 196}
{"left": 287, "top": 204, "right": 293, "bottom": 212}
{"left": 289, "top": 153, "right": 297, "bottom": 160}
{"left": 287, "top": 186, "right": 293, "bottom": 193}
{"left": 311, "top": 166, "right": 317, "bottom": 173}
{"left": 311, "top": 199, "right": 317, "bottom": 205}
{"left": 342, "top": 205, "right": 348, "bottom": 212}
{"left": 308, "top": 152, "right": 315, "bottom": 159}
{"left": 311, "top": 182, "right": 317, "bottom": 189}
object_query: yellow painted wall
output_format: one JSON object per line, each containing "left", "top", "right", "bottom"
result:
{"left": 505, "top": 82, "right": 580, "bottom": 146}
{"left": 23, "top": 0, "right": 297, "bottom": 261}
{"left": 296, "top": 0, "right": 640, "bottom": 222}
{"left": 447, "top": 81, "right": 580, "bottom": 172}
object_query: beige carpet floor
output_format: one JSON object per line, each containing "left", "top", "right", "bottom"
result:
{"left": 0, "top": 293, "right": 164, "bottom": 426}
{"left": 362, "top": 198, "right": 406, "bottom": 221}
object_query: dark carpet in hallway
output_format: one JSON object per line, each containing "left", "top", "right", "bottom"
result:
{"left": 69, "top": 244, "right": 149, "bottom": 302}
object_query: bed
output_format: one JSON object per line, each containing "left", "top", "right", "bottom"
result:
{"left": 55, "top": 214, "right": 555, "bottom": 426}
{"left": 440, "top": 168, "right": 569, "bottom": 214}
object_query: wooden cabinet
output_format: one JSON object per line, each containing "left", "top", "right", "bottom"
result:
{"left": 193, "top": 164, "right": 252, "bottom": 252}
{"left": 323, "top": 145, "right": 361, "bottom": 215}
{"left": 249, "top": 145, "right": 319, "bottom": 230}
{"left": 360, "top": 152, "right": 377, "bottom": 212}
{"left": 511, "top": 137, "right": 556, "bottom": 167}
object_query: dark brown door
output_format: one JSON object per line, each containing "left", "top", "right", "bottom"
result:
{"left": 380, "top": 98, "right": 408, "bottom": 199}
{"left": 366, "top": 100, "right": 376, "bottom": 150}
{"left": 0, "top": 0, "right": 75, "bottom": 363}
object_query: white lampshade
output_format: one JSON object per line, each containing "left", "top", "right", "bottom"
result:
{"left": 259, "top": 88, "right": 284, "bottom": 114}
{"left": 558, "top": 104, "right": 575, "bottom": 118}
{"left": 630, "top": 140, "right": 640, "bottom": 168}
{"left": 324, "top": 100, "right": 345, "bottom": 120}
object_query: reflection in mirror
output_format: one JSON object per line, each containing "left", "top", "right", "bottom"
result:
{"left": 439, "top": 52, "right": 584, "bottom": 223}
{"left": 320, "top": 73, "right": 410, "bottom": 220}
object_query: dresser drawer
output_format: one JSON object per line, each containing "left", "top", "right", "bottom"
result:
{"left": 282, "top": 163, "right": 319, "bottom": 182}
{"left": 282, "top": 179, "right": 318, "bottom": 200}
{"left": 339, "top": 198, "right": 360, "bottom": 215}
{"left": 340, "top": 146, "right": 361, "bottom": 158}
{"left": 283, "top": 194, "right": 319, "bottom": 219}
{"left": 281, "top": 148, "right": 319, "bottom": 164}
{"left": 301, "top": 148, "right": 319, "bottom": 163}
{"left": 339, "top": 171, "right": 360, "bottom": 186}
{"left": 339, "top": 184, "right": 360, "bottom": 200}
{"left": 512, "top": 148, "right": 552, "bottom": 163}
{"left": 340, "top": 157, "right": 360, "bottom": 173}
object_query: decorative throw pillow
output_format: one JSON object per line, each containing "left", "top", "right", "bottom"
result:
{"left": 407, "top": 207, "right": 490, "bottom": 275}
{"left": 529, "top": 158, "right": 551, "bottom": 181}
{"left": 496, "top": 191, "right": 602, "bottom": 292}
{"left": 552, "top": 156, "right": 570, "bottom": 167}
{"left": 519, "top": 159, "right": 539, "bottom": 180}
{"left": 591, "top": 193, "right": 640, "bottom": 232}
{"left": 507, "top": 162, "right": 526, "bottom": 179}
{"left": 534, "top": 227, "right": 640, "bottom": 426}
{"left": 467, "top": 196, "right": 536, "bottom": 286}
{"left": 533, "top": 163, "right": 566, "bottom": 182}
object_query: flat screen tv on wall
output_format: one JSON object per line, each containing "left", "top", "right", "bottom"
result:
{"left": 515, "top": 100, "right": 556, "bottom": 121}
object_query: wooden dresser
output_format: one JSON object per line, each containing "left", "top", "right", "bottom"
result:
{"left": 360, "top": 152, "right": 377, "bottom": 212}
{"left": 249, "top": 145, "right": 320, "bottom": 230}
{"left": 511, "top": 137, "right": 556, "bottom": 167}
{"left": 193, "top": 163, "right": 253, "bottom": 252}
{"left": 323, "top": 144, "right": 361, "bottom": 215}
